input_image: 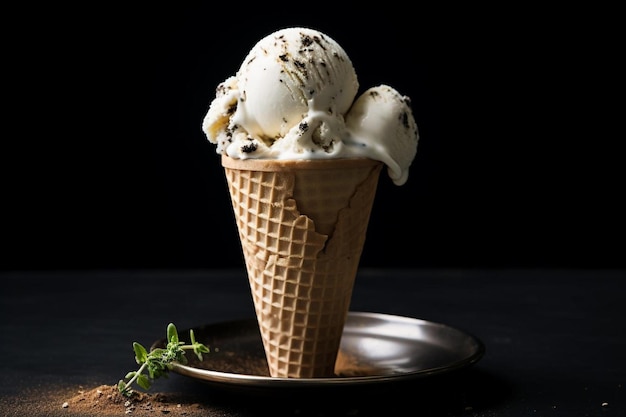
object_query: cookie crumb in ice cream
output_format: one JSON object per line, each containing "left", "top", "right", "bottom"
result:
{"left": 241, "top": 142, "right": 257, "bottom": 153}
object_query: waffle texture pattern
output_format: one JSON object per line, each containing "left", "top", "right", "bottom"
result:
{"left": 222, "top": 156, "right": 382, "bottom": 377}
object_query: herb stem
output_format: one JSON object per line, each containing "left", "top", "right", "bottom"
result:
{"left": 118, "top": 323, "right": 209, "bottom": 397}
{"left": 121, "top": 362, "right": 148, "bottom": 394}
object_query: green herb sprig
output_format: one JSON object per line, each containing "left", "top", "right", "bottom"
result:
{"left": 118, "top": 323, "right": 209, "bottom": 397}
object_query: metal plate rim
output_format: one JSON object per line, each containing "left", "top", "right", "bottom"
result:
{"left": 153, "top": 311, "right": 485, "bottom": 388}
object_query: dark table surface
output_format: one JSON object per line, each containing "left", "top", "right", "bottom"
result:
{"left": 1, "top": 268, "right": 625, "bottom": 416}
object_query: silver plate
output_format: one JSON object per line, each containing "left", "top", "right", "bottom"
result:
{"left": 152, "top": 311, "right": 485, "bottom": 389}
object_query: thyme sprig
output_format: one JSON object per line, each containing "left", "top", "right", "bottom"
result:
{"left": 118, "top": 323, "right": 209, "bottom": 397}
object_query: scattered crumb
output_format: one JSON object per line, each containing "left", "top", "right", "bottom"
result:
{"left": 0, "top": 384, "right": 210, "bottom": 417}
{"left": 60, "top": 384, "right": 206, "bottom": 416}
{"left": 335, "top": 350, "right": 383, "bottom": 377}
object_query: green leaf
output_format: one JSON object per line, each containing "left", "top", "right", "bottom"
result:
{"left": 149, "top": 348, "right": 165, "bottom": 359}
{"left": 133, "top": 342, "right": 148, "bottom": 363}
{"left": 124, "top": 371, "right": 136, "bottom": 379}
{"left": 148, "top": 362, "right": 165, "bottom": 379}
{"left": 188, "top": 329, "right": 209, "bottom": 360}
{"left": 167, "top": 323, "right": 179, "bottom": 344}
{"left": 137, "top": 374, "right": 152, "bottom": 390}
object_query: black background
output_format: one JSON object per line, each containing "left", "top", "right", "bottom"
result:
{"left": 4, "top": 4, "right": 623, "bottom": 271}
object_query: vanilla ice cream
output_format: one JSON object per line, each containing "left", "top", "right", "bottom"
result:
{"left": 202, "top": 27, "right": 419, "bottom": 185}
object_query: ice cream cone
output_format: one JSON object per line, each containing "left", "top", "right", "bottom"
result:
{"left": 221, "top": 155, "right": 382, "bottom": 378}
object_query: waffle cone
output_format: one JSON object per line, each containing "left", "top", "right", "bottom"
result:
{"left": 221, "top": 155, "right": 382, "bottom": 378}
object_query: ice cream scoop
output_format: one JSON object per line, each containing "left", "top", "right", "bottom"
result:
{"left": 232, "top": 26, "right": 358, "bottom": 142}
{"left": 202, "top": 27, "right": 419, "bottom": 185}
{"left": 345, "top": 85, "right": 418, "bottom": 185}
